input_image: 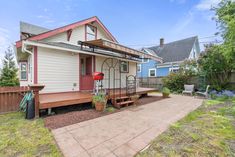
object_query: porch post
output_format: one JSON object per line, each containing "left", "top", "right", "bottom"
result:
{"left": 29, "top": 84, "right": 44, "bottom": 118}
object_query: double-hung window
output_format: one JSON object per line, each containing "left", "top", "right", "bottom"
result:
{"left": 149, "top": 68, "right": 156, "bottom": 77}
{"left": 86, "top": 25, "right": 96, "bottom": 41}
{"left": 120, "top": 61, "right": 129, "bottom": 73}
{"left": 20, "top": 62, "right": 27, "bottom": 80}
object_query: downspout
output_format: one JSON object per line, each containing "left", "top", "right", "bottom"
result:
{"left": 22, "top": 40, "right": 33, "bottom": 55}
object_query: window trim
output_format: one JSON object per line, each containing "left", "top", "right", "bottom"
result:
{"left": 19, "top": 61, "right": 28, "bottom": 81}
{"left": 169, "top": 67, "right": 179, "bottom": 73}
{"left": 148, "top": 68, "right": 156, "bottom": 77}
{"left": 137, "top": 64, "right": 141, "bottom": 73}
{"left": 120, "top": 61, "right": 129, "bottom": 73}
{"left": 85, "top": 24, "right": 97, "bottom": 41}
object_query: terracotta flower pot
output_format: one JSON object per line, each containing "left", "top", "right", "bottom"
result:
{"left": 95, "top": 102, "right": 105, "bottom": 111}
{"left": 162, "top": 93, "right": 170, "bottom": 98}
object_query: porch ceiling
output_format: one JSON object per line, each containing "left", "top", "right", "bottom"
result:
{"left": 83, "top": 39, "right": 163, "bottom": 63}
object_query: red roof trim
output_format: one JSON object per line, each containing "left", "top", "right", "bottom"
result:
{"left": 16, "top": 16, "right": 117, "bottom": 48}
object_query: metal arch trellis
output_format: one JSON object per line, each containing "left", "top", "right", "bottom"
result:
{"left": 101, "top": 58, "right": 122, "bottom": 99}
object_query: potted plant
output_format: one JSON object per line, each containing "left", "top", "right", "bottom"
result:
{"left": 92, "top": 93, "right": 107, "bottom": 111}
{"left": 162, "top": 87, "right": 170, "bottom": 98}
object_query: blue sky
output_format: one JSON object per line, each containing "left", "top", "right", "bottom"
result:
{"left": 0, "top": 0, "right": 221, "bottom": 63}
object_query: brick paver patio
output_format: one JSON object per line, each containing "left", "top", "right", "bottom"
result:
{"left": 52, "top": 94, "right": 203, "bottom": 157}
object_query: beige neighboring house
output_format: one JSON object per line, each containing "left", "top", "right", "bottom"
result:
{"left": 15, "top": 16, "right": 161, "bottom": 94}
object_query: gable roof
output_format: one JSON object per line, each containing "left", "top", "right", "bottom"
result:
{"left": 16, "top": 16, "right": 117, "bottom": 48}
{"left": 142, "top": 48, "right": 156, "bottom": 56}
{"left": 20, "top": 21, "right": 50, "bottom": 35}
{"left": 148, "top": 36, "right": 198, "bottom": 63}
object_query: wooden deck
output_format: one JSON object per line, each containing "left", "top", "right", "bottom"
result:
{"left": 39, "top": 88, "right": 158, "bottom": 110}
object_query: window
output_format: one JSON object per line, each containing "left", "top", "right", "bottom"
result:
{"left": 149, "top": 68, "right": 156, "bottom": 77}
{"left": 169, "top": 67, "right": 179, "bottom": 73}
{"left": 137, "top": 64, "right": 141, "bottom": 72}
{"left": 120, "top": 61, "right": 129, "bottom": 73}
{"left": 20, "top": 62, "right": 27, "bottom": 80}
{"left": 85, "top": 25, "right": 96, "bottom": 41}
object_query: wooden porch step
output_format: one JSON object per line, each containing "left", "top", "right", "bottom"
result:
{"left": 115, "top": 96, "right": 130, "bottom": 100}
{"left": 116, "top": 100, "right": 134, "bottom": 107}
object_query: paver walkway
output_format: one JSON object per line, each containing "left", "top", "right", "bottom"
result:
{"left": 52, "top": 94, "right": 203, "bottom": 157}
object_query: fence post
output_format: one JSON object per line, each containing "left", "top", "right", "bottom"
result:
{"left": 29, "top": 84, "right": 44, "bottom": 118}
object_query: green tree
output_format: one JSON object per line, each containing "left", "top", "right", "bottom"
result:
{"left": 213, "top": 0, "right": 235, "bottom": 68}
{"left": 197, "top": 0, "right": 235, "bottom": 90}
{"left": 0, "top": 47, "right": 19, "bottom": 86}
{"left": 198, "top": 45, "right": 231, "bottom": 90}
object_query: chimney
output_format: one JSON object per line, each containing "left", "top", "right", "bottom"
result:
{"left": 160, "top": 38, "right": 164, "bottom": 47}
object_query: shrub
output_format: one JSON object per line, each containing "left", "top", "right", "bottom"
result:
{"left": 162, "top": 72, "right": 190, "bottom": 93}
{"left": 162, "top": 60, "right": 197, "bottom": 93}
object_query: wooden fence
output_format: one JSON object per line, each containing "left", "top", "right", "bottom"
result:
{"left": 0, "top": 86, "right": 30, "bottom": 114}
{"left": 138, "top": 77, "right": 163, "bottom": 90}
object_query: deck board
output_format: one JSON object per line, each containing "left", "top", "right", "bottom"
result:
{"left": 39, "top": 88, "right": 158, "bottom": 109}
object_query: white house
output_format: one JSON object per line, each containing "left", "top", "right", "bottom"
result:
{"left": 15, "top": 16, "right": 161, "bottom": 94}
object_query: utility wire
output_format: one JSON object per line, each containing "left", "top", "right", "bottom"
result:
{"left": 125, "top": 35, "right": 220, "bottom": 47}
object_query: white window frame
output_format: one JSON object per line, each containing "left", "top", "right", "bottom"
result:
{"left": 137, "top": 64, "right": 141, "bottom": 72}
{"left": 19, "top": 62, "right": 28, "bottom": 81}
{"left": 120, "top": 61, "right": 129, "bottom": 73}
{"left": 85, "top": 24, "right": 97, "bottom": 41}
{"left": 169, "top": 67, "right": 179, "bottom": 73}
{"left": 148, "top": 68, "right": 156, "bottom": 77}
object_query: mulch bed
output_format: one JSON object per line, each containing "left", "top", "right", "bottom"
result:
{"left": 44, "top": 95, "right": 164, "bottom": 130}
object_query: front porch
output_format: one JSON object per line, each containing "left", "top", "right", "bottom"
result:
{"left": 39, "top": 88, "right": 158, "bottom": 111}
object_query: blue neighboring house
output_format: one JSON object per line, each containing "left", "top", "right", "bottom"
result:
{"left": 137, "top": 36, "right": 200, "bottom": 77}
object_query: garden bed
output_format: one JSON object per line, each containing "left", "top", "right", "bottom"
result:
{"left": 44, "top": 95, "right": 163, "bottom": 129}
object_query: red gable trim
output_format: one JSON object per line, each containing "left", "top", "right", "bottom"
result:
{"left": 16, "top": 16, "right": 117, "bottom": 48}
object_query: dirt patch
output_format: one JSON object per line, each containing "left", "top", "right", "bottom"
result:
{"left": 44, "top": 95, "right": 163, "bottom": 129}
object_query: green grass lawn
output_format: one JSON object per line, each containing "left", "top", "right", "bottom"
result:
{"left": 137, "top": 97, "right": 235, "bottom": 157}
{"left": 0, "top": 112, "right": 62, "bottom": 157}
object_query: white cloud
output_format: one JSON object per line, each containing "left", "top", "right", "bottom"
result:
{"left": 195, "top": 0, "right": 221, "bottom": 11}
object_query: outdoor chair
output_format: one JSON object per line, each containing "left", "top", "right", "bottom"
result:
{"left": 182, "top": 84, "right": 194, "bottom": 96}
{"left": 195, "top": 85, "right": 210, "bottom": 98}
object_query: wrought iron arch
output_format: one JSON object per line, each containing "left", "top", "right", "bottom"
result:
{"left": 101, "top": 58, "right": 122, "bottom": 97}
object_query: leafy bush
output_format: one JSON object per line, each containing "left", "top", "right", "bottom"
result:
{"left": 163, "top": 72, "right": 190, "bottom": 93}
{"left": 162, "top": 60, "right": 197, "bottom": 93}
{"left": 198, "top": 46, "right": 233, "bottom": 91}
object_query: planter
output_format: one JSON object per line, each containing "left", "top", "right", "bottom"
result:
{"left": 162, "top": 93, "right": 170, "bottom": 98}
{"left": 95, "top": 102, "right": 105, "bottom": 111}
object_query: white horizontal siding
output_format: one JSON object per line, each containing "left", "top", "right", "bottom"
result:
{"left": 38, "top": 47, "right": 79, "bottom": 93}
{"left": 95, "top": 56, "right": 137, "bottom": 89}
